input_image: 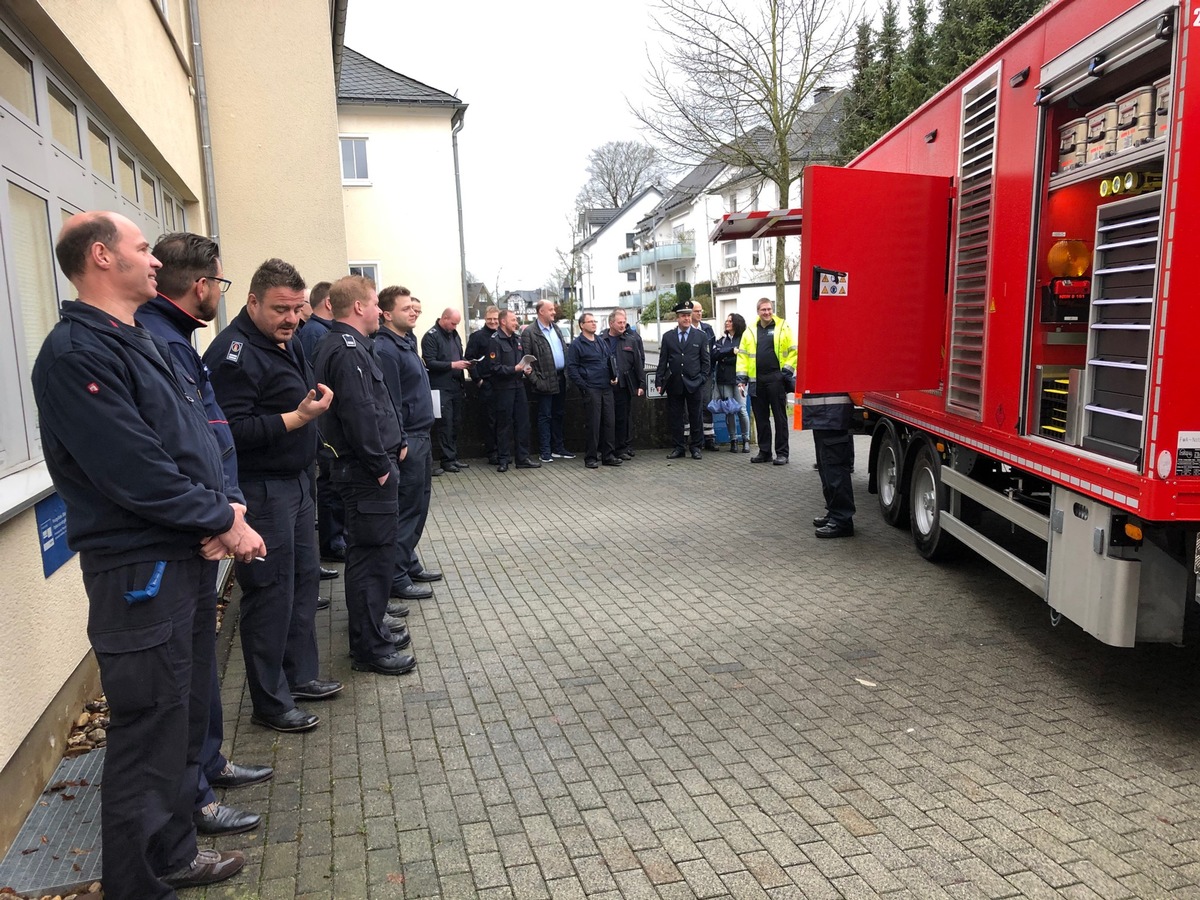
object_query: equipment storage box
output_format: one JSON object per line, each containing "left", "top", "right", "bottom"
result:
{"left": 1086, "top": 103, "right": 1118, "bottom": 163}
{"left": 1058, "top": 118, "right": 1088, "bottom": 171}
{"left": 1154, "top": 75, "right": 1171, "bottom": 140}
{"left": 1116, "top": 86, "right": 1155, "bottom": 151}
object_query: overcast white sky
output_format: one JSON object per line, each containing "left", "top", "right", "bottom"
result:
{"left": 343, "top": 1, "right": 877, "bottom": 292}
{"left": 344, "top": 0, "right": 666, "bottom": 293}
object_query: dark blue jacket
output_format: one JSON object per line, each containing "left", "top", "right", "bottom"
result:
{"left": 32, "top": 301, "right": 234, "bottom": 572}
{"left": 479, "top": 329, "right": 525, "bottom": 390}
{"left": 565, "top": 333, "right": 613, "bottom": 390}
{"left": 137, "top": 294, "right": 244, "bottom": 505}
{"left": 203, "top": 308, "right": 319, "bottom": 481}
{"left": 313, "top": 322, "right": 403, "bottom": 478}
{"left": 374, "top": 326, "right": 434, "bottom": 433}
{"left": 298, "top": 313, "right": 332, "bottom": 363}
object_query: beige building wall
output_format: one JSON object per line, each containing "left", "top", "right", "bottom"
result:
{"left": 16, "top": 0, "right": 206, "bottom": 203}
{"left": 0, "top": 0, "right": 349, "bottom": 851}
{"left": 199, "top": 0, "right": 348, "bottom": 309}
{"left": 0, "top": 0, "right": 204, "bottom": 823}
{"left": 0, "top": 509, "right": 91, "bottom": 773}
{"left": 339, "top": 106, "right": 465, "bottom": 339}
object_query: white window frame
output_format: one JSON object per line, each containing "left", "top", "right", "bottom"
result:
{"left": 340, "top": 135, "right": 370, "bottom": 184}
{"left": 349, "top": 262, "right": 379, "bottom": 283}
{"left": 722, "top": 241, "right": 737, "bottom": 270}
{"left": 751, "top": 238, "right": 761, "bottom": 268}
{"left": 0, "top": 18, "right": 178, "bottom": 520}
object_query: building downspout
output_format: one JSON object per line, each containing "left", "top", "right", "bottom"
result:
{"left": 452, "top": 107, "right": 468, "bottom": 321}
{"left": 186, "top": 0, "right": 225, "bottom": 327}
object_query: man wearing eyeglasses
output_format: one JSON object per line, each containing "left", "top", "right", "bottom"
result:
{"left": 205, "top": 259, "right": 343, "bottom": 736}
{"left": 138, "top": 233, "right": 273, "bottom": 840}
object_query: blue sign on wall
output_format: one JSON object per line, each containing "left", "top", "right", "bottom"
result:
{"left": 35, "top": 493, "right": 74, "bottom": 578}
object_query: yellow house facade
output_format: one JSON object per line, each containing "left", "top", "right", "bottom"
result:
{"left": 0, "top": 0, "right": 350, "bottom": 849}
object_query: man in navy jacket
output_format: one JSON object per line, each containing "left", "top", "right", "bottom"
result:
{"left": 34, "top": 212, "right": 264, "bottom": 897}
{"left": 565, "top": 312, "right": 620, "bottom": 468}
{"left": 139, "top": 232, "right": 272, "bottom": 839}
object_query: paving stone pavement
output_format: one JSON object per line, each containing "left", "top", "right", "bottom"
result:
{"left": 201, "top": 432, "right": 1200, "bottom": 899}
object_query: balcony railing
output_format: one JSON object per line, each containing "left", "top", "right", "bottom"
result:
{"left": 616, "top": 238, "right": 697, "bottom": 273}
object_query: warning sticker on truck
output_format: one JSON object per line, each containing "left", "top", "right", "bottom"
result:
{"left": 1176, "top": 432, "right": 1200, "bottom": 476}
{"left": 818, "top": 272, "right": 848, "bottom": 297}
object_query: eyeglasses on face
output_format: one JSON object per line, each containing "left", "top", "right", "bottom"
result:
{"left": 200, "top": 275, "right": 232, "bottom": 294}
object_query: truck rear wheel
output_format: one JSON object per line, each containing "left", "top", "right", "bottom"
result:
{"left": 909, "top": 441, "right": 958, "bottom": 560}
{"left": 875, "top": 425, "right": 908, "bottom": 527}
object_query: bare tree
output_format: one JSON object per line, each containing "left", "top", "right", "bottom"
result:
{"left": 632, "top": 0, "right": 860, "bottom": 309}
{"left": 576, "top": 141, "right": 667, "bottom": 211}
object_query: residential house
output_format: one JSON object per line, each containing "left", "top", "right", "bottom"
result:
{"left": 499, "top": 288, "right": 556, "bottom": 324}
{"left": 0, "top": 0, "right": 350, "bottom": 849}
{"left": 466, "top": 281, "right": 494, "bottom": 322}
{"left": 337, "top": 48, "right": 467, "bottom": 338}
{"left": 573, "top": 185, "right": 662, "bottom": 322}
{"left": 629, "top": 88, "right": 845, "bottom": 332}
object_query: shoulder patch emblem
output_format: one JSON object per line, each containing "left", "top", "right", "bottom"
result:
{"left": 341, "top": 334, "right": 357, "bottom": 347}
{"left": 225, "top": 340, "right": 243, "bottom": 363}
{"left": 489, "top": 352, "right": 496, "bottom": 359}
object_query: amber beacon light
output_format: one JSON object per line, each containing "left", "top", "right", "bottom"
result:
{"left": 1046, "top": 239, "right": 1091, "bottom": 278}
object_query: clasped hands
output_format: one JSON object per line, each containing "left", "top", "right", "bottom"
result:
{"left": 200, "top": 503, "right": 267, "bottom": 563}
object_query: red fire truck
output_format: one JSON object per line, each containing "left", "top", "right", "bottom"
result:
{"left": 713, "top": 0, "right": 1198, "bottom": 647}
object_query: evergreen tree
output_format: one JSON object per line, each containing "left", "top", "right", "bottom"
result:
{"left": 873, "top": 0, "right": 906, "bottom": 133}
{"left": 836, "top": 18, "right": 877, "bottom": 163}
{"left": 895, "top": 0, "right": 935, "bottom": 112}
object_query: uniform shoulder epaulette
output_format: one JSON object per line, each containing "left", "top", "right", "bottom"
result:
{"left": 341, "top": 333, "right": 357, "bottom": 347}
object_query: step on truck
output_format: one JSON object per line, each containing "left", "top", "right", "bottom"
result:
{"left": 711, "top": 0, "right": 1199, "bottom": 647}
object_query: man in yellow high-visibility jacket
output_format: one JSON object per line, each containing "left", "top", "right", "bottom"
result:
{"left": 736, "top": 297, "right": 797, "bottom": 465}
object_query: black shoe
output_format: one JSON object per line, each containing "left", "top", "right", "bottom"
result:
{"left": 382, "top": 613, "right": 407, "bottom": 633}
{"left": 456, "top": 460, "right": 470, "bottom": 469}
{"left": 690, "top": 448, "right": 702, "bottom": 460}
{"left": 517, "top": 458, "right": 542, "bottom": 469}
{"left": 315, "top": 596, "right": 331, "bottom": 611}
{"left": 666, "top": 449, "right": 686, "bottom": 459}
{"left": 195, "top": 803, "right": 261, "bottom": 836}
{"left": 442, "top": 462, "right": 461, "bottom": 473}
{"left": 741, "top": 441, "right": 750, "bottom": 453}
{"left": 497, "top": 463, "right": 509, "bottom": 473}
{"left": 729, "top": 442, "right": 738, "bottom": 452}
{"left": 291, "top": 679, "right": 343, "bottom": 700}
{"left": 618, "top": 451, "right": 634, "bottom": 460}
{"left": 815, "top": 523, "right": 854, "bottom": 539}
{"left": 319, "top": 566, "right": 339, "bottom": 580}
{"left": 773, "top": 455, "right": 789, "bottom": 466}
{"left": 488, "top": 456, "right": 499, "bottom": 465}
{"left": 209, "top": 761, "right": 274, "bottom": 789}
{"left": 320, "top": 545, "right": 345, "bottom": 563}
{"left": 751, "top": 453, "right": 773, "bottom": 463}
{"left": 351, "top": 651, "right": 417, "bottom": 675}
{"left": 251, "top": 708, "right": 319, "bottom": 733}
{"left": 432, "top": 467, "right": 444, "bottom": 476}
{"left": 812, "top": 516, "right": 830, "bottom": 528}
{"left": 412, "top": 568, "right": 442, "bottom": 582}
{"left": 392, "top": 627, "right": 412, "bottom": 650}
{"left": 602, "top": 457, "right": 623, "bottom": 467}
{"left": 392, "top": 583, "right": 433, "bottom": 601}
{"left": 386, "top": 599, "right": 410, "bottom": 617}
{"left": 163, "top": 849, "right": 245, "bottom": 889}
{"left": 703, "top": 439, "right": 718, "bottom": 451}
{"left": 586, "top": 460, "right": 599, "bottom": 469}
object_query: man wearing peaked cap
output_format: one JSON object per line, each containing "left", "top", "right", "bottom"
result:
{"left": 654, "top": 299, "right": 710, "bottom": 460}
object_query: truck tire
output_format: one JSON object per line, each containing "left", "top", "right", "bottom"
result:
{"left": 875, "top": 425, "right": 908, "bottom": 527}
{"left": 909, "top": 440, "right": 959, "bottom": 560}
